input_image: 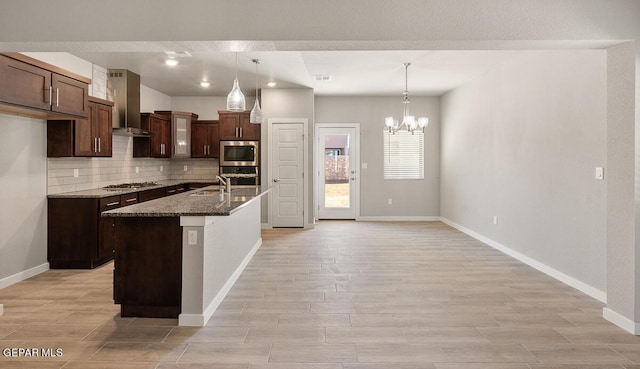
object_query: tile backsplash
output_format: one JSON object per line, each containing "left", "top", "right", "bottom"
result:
{"left": 47, "top": 135, "right": 219, "bottom": 194}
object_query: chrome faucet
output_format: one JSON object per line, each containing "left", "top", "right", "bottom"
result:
{"left": 216, "top": 175, "right": 231, "bottom": 193}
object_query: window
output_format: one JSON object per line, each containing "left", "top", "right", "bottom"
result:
{"left": 383, "top": 130, "right": 424, "bottom": 180}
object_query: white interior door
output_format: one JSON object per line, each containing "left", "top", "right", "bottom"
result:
{"left": 271, "top": 122, "right": 304, "bottom": 227}
{"left": 317, "top": 125, "right": 359, "bottom": 220}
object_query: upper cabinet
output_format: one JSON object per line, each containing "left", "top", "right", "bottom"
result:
{"left": 47, "top": 97, "right": 114, "bottom": 157}
{"left": 191, "top": 120, "right": 220, "bottom": 158}
{"left": 155, "top": 111, "right": 198, "bottom": 158}
{"left": 218, "top": 110, "right": 260, "bottom": 141}
{"left": 134, "top": 113, "right": 171, "bottom": 158}
{"left": 0, "top": 53, "right": 90, "bottom": 119}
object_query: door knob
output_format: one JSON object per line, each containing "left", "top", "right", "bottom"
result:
{"left": 273, "top": 179, "right": 280, "bottom": 183}
{"left": 350, "top": 177, "right": 356, "bottom": 181}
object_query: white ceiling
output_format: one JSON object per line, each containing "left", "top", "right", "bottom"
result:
{"left": 72, "top": 50, "right": 522, "bottom": 97}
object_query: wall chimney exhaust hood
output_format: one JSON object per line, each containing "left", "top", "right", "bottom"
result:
{"left": 107, "top": 69, "right": 150, "bottom": 137}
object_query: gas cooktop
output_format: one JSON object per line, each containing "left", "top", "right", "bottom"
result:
{"left": 104, "top": 182, "right": 160, "bottom": 189}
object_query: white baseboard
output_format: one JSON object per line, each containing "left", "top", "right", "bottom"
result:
{"left": 0, "top": 262, "right": 49, "bottom": 290}
{"left": 179, "top": 238, "right": 262, "bottom": 327}
{"left": 357, "top": 216, "right": 441, "bottom": 222}
{"left": 440, "top": 217, "right": 607, "bottom": 303}
{"left": 603, "top": 307, "right": 640, "bottom": 335}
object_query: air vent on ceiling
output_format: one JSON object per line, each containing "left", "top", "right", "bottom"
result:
{"left": 164, "top": 51, "right": 192, "bottom": 58}
{"left": 313, "top": 75, "right": 332, "bottom": 81}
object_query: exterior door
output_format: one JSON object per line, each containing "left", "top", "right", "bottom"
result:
{"left": 271, "top": 122, "right": 304, "bottom": 227}
{"left": 317, "top": 125, "right": 359, "bottom": 220}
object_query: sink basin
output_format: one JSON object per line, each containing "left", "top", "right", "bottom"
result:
{"left": 189, "top": 189, "right": 221, "bottom": 196}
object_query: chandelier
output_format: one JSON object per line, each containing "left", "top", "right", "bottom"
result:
{"left": 385, "top": 62, "right": 429, "bottom": 134}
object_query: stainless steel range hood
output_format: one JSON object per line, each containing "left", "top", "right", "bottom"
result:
{"left": 107, "top": 69, "right": 150, "bottom": 137}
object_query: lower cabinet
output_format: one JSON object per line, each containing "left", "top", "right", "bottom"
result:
{"left": 48, "top": 183, "right": 212, "bottom": 270}
{"left": 113, "top": 217, "right": 182, "bottom": 317}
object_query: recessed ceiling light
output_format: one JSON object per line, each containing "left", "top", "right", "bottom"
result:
{"left": 165, "top": 59, "right": 179, "bottom": 67}
{"left": 200, "top": 81, "right": 210, "bottom": 88}
{"left": 267, "top": 81, "right": 277, "bottom": 87}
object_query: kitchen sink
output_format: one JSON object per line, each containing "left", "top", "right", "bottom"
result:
{"left": 189, "top": 189, "right": 221, "bottom": 196}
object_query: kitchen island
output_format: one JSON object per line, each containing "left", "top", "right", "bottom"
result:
{"left": 102, "top": 185, "right": 269, "bottom": 326}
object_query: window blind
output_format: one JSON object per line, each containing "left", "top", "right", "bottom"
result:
{"left": 383, "top": 130, "right": 424, "bottom": 180}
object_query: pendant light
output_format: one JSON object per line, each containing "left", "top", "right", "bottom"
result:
{"left": 250, "top": 59, "right": 263, "bottom": 124}
{"left": 226, "top": 52, "right": 246, "bottom": 111}
{"left": 385, "top": 62, "right": 429, "bottom": 134}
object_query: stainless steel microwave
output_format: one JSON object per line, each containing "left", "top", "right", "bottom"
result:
{"left": 219, "top": 141, "right": 259, "bottom": 166}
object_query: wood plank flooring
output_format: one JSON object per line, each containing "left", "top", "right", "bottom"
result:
{"left": 1, "top": 221, "right": 639, "bottom": 368}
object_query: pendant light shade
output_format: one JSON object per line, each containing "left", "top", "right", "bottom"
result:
{"left": 226, "top": 53, "right": 246, "bottom": 111}
{"left": 250, "top": 59, "right": 263, "bottom": 124}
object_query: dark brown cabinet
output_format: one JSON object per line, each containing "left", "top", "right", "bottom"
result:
{"left": 114, "top": 216, "right": 182, "bottom": 318}
{"left": 154, "top": 111, "right": 198, "bottom": 158}
{"left": 191, "top": 120, "right": 220, "bottom": 158}
{"left": 218, "top": 110, "right": 260, "bottom": 140}
{"left": 134, "top": 113, "right": 171, "bottom": 158}
{"left": 0, "top": 53, "right": 90, "bottom": 119}
{"left": 49, "top": 194, "right": 121, "bottom": 269}
{"left": 47, "top": 97, "right": 114, "bottom": 157}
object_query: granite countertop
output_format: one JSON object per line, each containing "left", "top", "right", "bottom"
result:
{"left": 47, "top": 180, "right": 216, "bottom": 199}
{"left": 102, "top": 186, "right": 270, "bottom": 217}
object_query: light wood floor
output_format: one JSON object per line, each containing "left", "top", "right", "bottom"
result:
{"left": 1, "top": 221, "right": 639, "bottom": 368}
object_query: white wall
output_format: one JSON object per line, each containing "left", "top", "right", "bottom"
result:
{"left": 315, "top": 96, "right": 440, "bottom": 218}
{"left": 141, "top": 85, "right": 172, "bottom": 113}
{"left": 441, "top": 50, "right": 607, "bottom": 293}
{"left": 0, "top": 115, "right": 48, "bottom": 284}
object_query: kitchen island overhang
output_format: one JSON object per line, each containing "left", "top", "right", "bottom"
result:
{"left": 103, "top": 186, "right": 270, "bottom": 327}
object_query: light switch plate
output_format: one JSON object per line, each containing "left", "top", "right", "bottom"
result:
{"left": 160, "top": 165, "right": 163, "bottom": 172}
{"left": 73, "top": 169, "right": 79, "bottom": 178}
{"left": 595, "top": 167, "right": 604, "bottom": 180}
{"left": 362, "top": 163, "right": 368, "bottom": 169}
{"left": 184, "top": 165, "right": 188, "bottom": 172}
{"left": 135, "top": 166, "right": 139, "bottom": 174}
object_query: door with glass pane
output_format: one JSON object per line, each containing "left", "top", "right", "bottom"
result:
{"left": 317, "top": 125, "right": 359, "bottom": 219}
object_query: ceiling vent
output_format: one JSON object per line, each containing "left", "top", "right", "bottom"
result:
{"left": 313, "top": 75, "right": 332, "bottom": 81}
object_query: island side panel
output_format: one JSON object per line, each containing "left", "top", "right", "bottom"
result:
{"left": 114, "top": 217, "right": 182, "bottom": 318}
{"left": 180, "top": 198, "right": 263, "bottom": 326}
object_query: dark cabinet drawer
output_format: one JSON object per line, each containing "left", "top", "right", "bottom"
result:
{"left": 121, "top": 193, "right": 138, "bottom": 206}
{"left": 139, "top": 188, "right": 166, "bottom": 203}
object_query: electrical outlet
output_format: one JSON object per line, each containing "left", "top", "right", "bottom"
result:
{"left": 493, "top": 216, "right": 498, "bottom": 225}
{"left": 388, "top": 198, "right": 393, "bottom": 205}
{"left": 188, "top": 230, "right": 197, "bottom": 245}
{"left": 73, "top": 169, "right": 79, "bottom": 178}
{"left": 184, "top": 165, "right": 188, "bottom": 172}
{"left": 362, "top": 163, "right": 368, "bottom": 169}
{"left": 135, "top": 166, "right": 139, "bottom": 174}
{"left": 160, "top": 165, "right": 163, "bottom": 172}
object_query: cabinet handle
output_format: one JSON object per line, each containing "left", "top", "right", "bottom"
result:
{"left": 46, "top": 86, "right": 52, "bottom": 105}
{"left": 160, "top": 144, "right": 164, "bottom": 155}
{"left": 56, "top": 88, "right": 59, "bottom": 107}
{"left": 94, "top": 137, "right": 98, "bottom": 153}
{"left": 106, "top": 201, "right": 120, "bottom": 207}
{"left": 125, "top": 198, "right": 137, "bottom": 203}
{"left": 204, "top": 145, "right": 207, "bottom": 156}
{"left": 239, "top": 127, "right": 243, "bottom": 137}
{"left": 98, "top": 137, "right": 101, "bottom": 153}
